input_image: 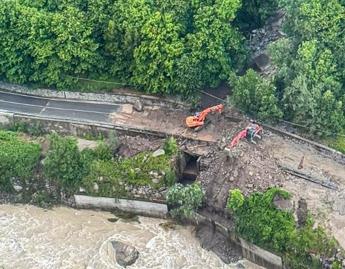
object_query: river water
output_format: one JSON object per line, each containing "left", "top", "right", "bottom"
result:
{"left": 0, "top": 204, "right": 261, "bottom": 269}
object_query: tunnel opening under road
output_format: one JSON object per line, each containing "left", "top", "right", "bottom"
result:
{"left": 179, "top": 152, "right": 199, "bottom": 185}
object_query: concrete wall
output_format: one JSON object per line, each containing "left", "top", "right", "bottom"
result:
{"left": 0, "top": 81, "right": 188, "bottom": 110}
{"left": 194, "top": 213, "right": 283, "bottom": 269}
{"left": 74, "top": 195, "right": 168, "bottom": 218}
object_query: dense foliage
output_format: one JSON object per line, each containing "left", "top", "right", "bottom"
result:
{"left": 0, "top": 0, "right": 246, "bottom": 95}
{"left": 82, "top": 151, "right": 176, "bottom": 197}
{"left": 227, "top": 188, "right": 342, "bottom": 268}
{"left": 167, "top": 182, "right": 204, "bottom": 220}
{"left": 227, "top": 188, "right": 294, "bottom": 252}
{"left": 230, "top": 69, "right": 282, "bottom": 121}
{"left": 0, "top": 131, "right": 41, "bottom": 191}
{"left": 43, "top": 134, "right": 85, "bottom": 190}
{"left": 268, "top": 0, "right": 345, "bottom": 136}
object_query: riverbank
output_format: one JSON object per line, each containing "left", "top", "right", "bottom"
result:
{"left": 0, "top": 204, "right": 261, "bottom": 269}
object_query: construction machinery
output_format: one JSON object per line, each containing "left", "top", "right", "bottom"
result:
{"left": 186, "top": 104, "right": 224, "bottom": 130}
{"left": 225, "top": 123, "right": 263, "bottom": 152}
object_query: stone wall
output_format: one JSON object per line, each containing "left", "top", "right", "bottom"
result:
{"left": 0, "top": 81, "right": 188, "bottom": 109}
{"left": 74, "top": 195, "right": 168, "bottom": 218}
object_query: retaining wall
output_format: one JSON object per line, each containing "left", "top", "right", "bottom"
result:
{"left": 0, "top": 81, "right": 188, "bottom": 109}
{"left": 74, "top": 195, "right": 168, "bottom": 218}
{"left": 194, "top": 213, "right": 283, "bottom": 269}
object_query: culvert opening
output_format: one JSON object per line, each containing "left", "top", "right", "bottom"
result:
{"left": 180, "top": 153, "right": 199, "bottom": 185}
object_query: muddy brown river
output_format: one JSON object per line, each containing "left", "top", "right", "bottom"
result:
{"left": 0, "top": 204, "right": 261, "bottom": 269}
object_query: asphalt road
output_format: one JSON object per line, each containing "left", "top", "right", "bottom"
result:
{"left": 0, "top": 90, "right": 120, "bottom": 123}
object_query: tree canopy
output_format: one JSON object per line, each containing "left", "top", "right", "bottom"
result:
{"left": 0, "top": 0, "right": 246, "bottom": 95}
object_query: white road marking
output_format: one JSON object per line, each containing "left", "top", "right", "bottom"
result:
{"left": 0, "top": 99, "right": 115, "bottom": 115}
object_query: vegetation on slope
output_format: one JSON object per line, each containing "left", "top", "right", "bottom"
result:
{"left": 227, "top": 188, "right": 343, "bottom": 268}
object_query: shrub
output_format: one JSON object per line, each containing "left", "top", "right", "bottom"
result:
{"left": 0, "top": 130, "right": 41, "bottom": 191}
{"left": 94, "top": 142, "right": 112, "bottom": 161}
{"left": 227, "top": 189, "right": 244, "bottom": 210}
{"left": 167, "top": 183, "right": 204, "bottom": 220}
{"left": 227, "top": 188, "right": 295, "bottom": 253}
{"left": 326, "top": 135, "right": 345, "bottom": 154}
{"left": 229, "top": 69, "right": 283, "bottom": 121}
{"left": 8, "top": 121, "right": 46, "bottom": 136}
{"left": 82, "top": 151, "right": 175, "bottom": 196}
{"left": 43, "top": 134, "right": 84, "bottom": 191}
{"left": 163, "top": 137, "right": 178, "bottom": 156}
{"left": 227, "top": 188, "right": 343, "bottom": 268}
{"left": 82, "top": 161, "right": 127, "bottom": 198}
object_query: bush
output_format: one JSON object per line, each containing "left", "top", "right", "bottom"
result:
{"left": 43, "top": 134, "right": 84, "bottom": 191}
{"left": 326, "top": 135, "right": 345, "bottom": 154}
{"left": 229, "top": 69, "right": 283, "bottom": 121}
{"left": 94, "top": 142, "right": 112, "bottom": 161}
{"left": 167, "top": 183, "right": 204, "bottom": 220}
{"left": 0, "top": 130, "right": 41, "bottom": 191}
{"left": 227, "top": 187, "right": 294, "bottom": 253}
{"left": 227, "top": 188, "right": 343, "bottom": 268}
{"left": 82, "top": 161, "right": 127, "bottom": 198}
{"left": 163, "top": 137, "right": 178, "bottom": 156}
{"left": 8, "top": 121, "right": 46, "bottom": 136}
{"left": 82, "top": 151, "right": 176, "bottom": 196}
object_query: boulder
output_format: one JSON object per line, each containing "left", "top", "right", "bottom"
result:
{"left": 111, "top": 241, "right": 139, "bottom": 268}
{"left": 273, "top": 194, "right": 293, "bottom": 212}
{"left": 152, "top": 149, "right": 165, "bottom": 157}
{"left": 133, "top": 100, "right": 144, "bottom": 112}
{"left": 12, "top": 182, "right": 23, "bottom": 192}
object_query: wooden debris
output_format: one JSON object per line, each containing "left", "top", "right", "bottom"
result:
{"left": 279, "top": 165, "right": 338, "bottom": 190}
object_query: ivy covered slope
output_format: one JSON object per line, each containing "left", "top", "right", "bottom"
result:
{"left": 0, "top": 0, "right": 246, "bottom": 95}
{"left": 43, "top": 134, "right": 178, "bottom": 198}
{"left": 0, "top": 128, "right": 178, "bottom": 202}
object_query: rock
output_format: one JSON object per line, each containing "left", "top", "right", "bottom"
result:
{"left": 297, "top": 198, "right": 308, "bottom": 227}
{"left": 111, "top": 241, "right": 139, "bottom": 267}
{"left": 152, "top": 148, "right": 165, "bottom": 157}
{"left": 253, "top": 52, "right": 271, "bottom": 72}
{"left": 273, "top": 194, "right": 293, "bottom": 212}
{"left": 133, "top": 100, "right": 144, "bottom": 112}
{"left": 93, "top": 182, "right": 99, "bottom": 193}
{"left": 152, "top": 177, "right": 161, "bottom": 184}
{"left": 13, "top": 184, "right": 23, "bottom": 192}
{"left": 79, "top": 187, "right": 86, "bottom": 193}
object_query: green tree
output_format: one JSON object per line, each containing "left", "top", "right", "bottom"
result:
{"left": 131, "top": 11, "right": 185, "bottom": 94}
{"left": 44, "top": 134, "right": 84, "bottom": 190}
{"left": 230, "top": 69, "right": 282, "bottom": 121}
{"left": 269, "top": 0, "right": 345, "bottom": 136}
{"left": 227, "top": 188, "right": 295, "bottom": 253}
{"left": 167, "top": 183, "right": 204, "bottom": 220}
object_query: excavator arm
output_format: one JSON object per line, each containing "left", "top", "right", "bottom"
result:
{"left": 226, "top": 124, "right": 263, "bottom": 150}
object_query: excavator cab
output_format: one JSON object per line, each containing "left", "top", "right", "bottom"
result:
{"left": 186, "top": 104, "right": 224, "bottom": 130}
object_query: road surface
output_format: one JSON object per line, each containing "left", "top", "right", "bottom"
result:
{"left": 0, "top": 90, "right": 120, "bottom": 123}
{"left": 0, "top": 89, "right": 235, "bottom": 143}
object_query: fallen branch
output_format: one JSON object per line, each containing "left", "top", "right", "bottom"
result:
{"left": 279, "top": 165, "right": 338, "bottom": 190}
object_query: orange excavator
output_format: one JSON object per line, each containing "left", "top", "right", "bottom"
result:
{"left": 186, "top": 104, "right": 224, "bottom": 130}
{"left": 225, "top": 123, "right": 263, "bottom": 152}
